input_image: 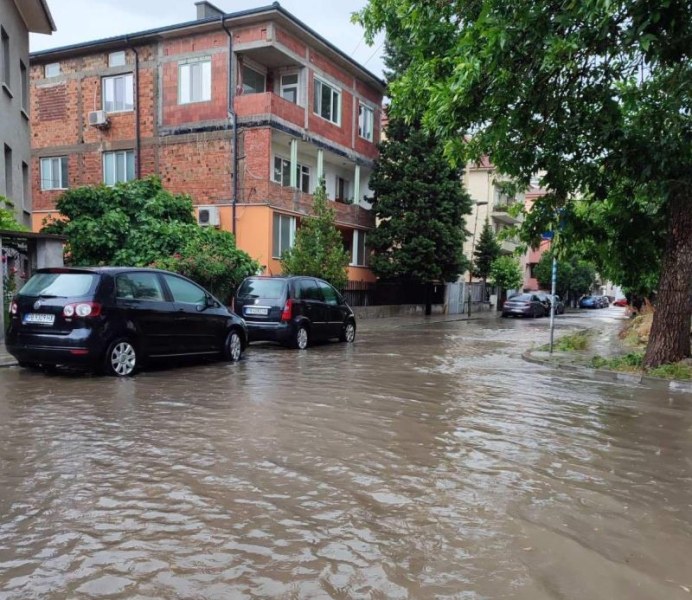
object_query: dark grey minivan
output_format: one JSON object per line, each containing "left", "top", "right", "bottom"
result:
{"left": 235, "top": 276, "right": 356, "bottom": 349}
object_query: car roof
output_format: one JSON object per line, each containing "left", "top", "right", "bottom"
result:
{"left": 35, "top": 266, "right": 177, "bottom": 276}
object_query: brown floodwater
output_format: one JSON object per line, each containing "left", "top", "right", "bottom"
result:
{"left": 0, "top": 311, "right": 690, "bottom": 599}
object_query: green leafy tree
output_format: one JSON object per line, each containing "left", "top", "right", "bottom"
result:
{"left": 0, "top": 196, "right": 28, "bottom": 232}
{"left": 534, "top": 252, "right": 596, "bottom": 304}
{"left": 41, "top": 177, "right": 258, "bottom": 302}
{"left": 356, "top": 0, "right": 691, "bottom": 368}
{"left": 280, "top": 182, "right": 350, "bottom": 290}
{"left": 473, "top": 220, "right": 501, "bottom": 283}
{"left": 489, "top": 255, "right": 523, "bottom": 292}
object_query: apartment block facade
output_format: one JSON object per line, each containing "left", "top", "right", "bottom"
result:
{"left": 29, "top": 2, "right": 384, "bottom": 281}
{"left": 0, "top": 0, "right": 54, "bottom": 224}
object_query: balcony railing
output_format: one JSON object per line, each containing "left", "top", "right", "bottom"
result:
{"left": 234, "top": 92, "right": 305, "bottom": 129}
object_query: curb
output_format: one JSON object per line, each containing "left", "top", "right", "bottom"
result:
{"left": 522, "top": 348, "right": 692, "bottom": 394}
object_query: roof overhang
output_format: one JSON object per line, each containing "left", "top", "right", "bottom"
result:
{"left": 15, "top": 0, "right": 56, "bottom": 35}
{"left": 29, "top": 4, "right": 384, "bottom": 94}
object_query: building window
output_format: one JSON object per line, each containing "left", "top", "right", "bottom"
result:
{"left": 45, "top": 62, "right": 60, "bottom": 78}
{"left": 103, "top": 150, "right": 135, "bottom": 186}
{"left": 22, "top": 162, "right": 29, "bottom": 210}
{"left": 108, "top": 51, "right": 126, "bottom": 67}
{"left": 335, "top": 176, "right": 349, "bottom": 202}
{"left": 273, "top": 156, "right": 310, "bottom": 193}
{"left": 280, "top": 73, "right": 298, "bottom": 104}
{"left": 313, "top": 77, "right": 341, "bottom": 125}
{"left": 102, "top": 74, "right": 134, "bottom": 112}
{"left": 20, "top": 61, "right": 28, "bottom": 113}
{"left": 272, "top": 213, "right": 296, "bottom": 258}
{"left": 4, "top": 145, "right": 12, "bottom": 198}
{"left": 1, "top": 27, "right": 9, "bottom": 88}
{"left": 241, "top": 65, "right": 265, "bottom": 95}
{"left": 352, "top": 230, "right": 368, "bottom": 266}
{"left": 40, "top": 157, "right": 69, "bottom": 190}
{"left": 179, "top": 57, "right": 211, "bottom": 104}
{"left": 358, "top": 103, "right": 374, "bottom": 142}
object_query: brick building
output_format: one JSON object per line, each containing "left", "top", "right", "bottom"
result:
{"left": 29, "top": 1, "right": 384, "bottom": 282}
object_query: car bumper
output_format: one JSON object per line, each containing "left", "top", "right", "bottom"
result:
{"left": 245, "top": 321, "right": 294, "bottom": 344}
{"left": 5, "top": 327, "right": 106, "bottom": 367}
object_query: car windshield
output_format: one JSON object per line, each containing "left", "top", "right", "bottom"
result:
{"left": 237, "top": 279, "right": 285, "bottom": 300}
{"left": 20, "top": 272, "right": 97, "bottom": 298}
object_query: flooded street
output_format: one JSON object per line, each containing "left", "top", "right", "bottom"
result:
{"left": 1, "top": 311, "right": 690, "bottom": 599}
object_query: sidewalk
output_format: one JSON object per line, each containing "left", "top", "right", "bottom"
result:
{"left": 0, "top": 340, "right": 15, "bottom": 367}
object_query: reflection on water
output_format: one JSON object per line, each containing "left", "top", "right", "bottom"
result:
{"left": 1, "top": 314, "right": 690, "bottom": 599}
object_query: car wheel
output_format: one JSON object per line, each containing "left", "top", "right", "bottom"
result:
{"left": 292, "top": 325, "right": 309, "bottom": 350}
{"left": 340, "top": 320, "right": 356, "bottom": 343}
{"left": 223, "top": 329, "right": 243, "bottom": 362}
{"left": 104, "top": 338, "right": 138, "bottom": 377}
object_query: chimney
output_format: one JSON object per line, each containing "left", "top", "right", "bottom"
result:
{"left": 195, "top": 1, "right": 225, "bottom": 20}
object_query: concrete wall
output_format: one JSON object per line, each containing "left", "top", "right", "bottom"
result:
{"left": 0, "top": 0, "right": 32, "bottom": 226}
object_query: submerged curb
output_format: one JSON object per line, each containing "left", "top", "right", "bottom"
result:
{"left": 522, "top": 348, "right": 692, "bottom": 394}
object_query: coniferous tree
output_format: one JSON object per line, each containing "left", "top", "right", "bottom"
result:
{"left": 280, "top": 182, "right": 350, "bottom": 290}
{"left": 473, "top": 220, "right": 501, "bottom": 283}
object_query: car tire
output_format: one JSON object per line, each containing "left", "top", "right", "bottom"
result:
{"left": 104, "top": 338, "right": 138, "bottom": 377}
{"left": 340, "top": 320, "right": 356, "bottom": 343}
{"left": 223, "top": 329, "right": 243, "bottom": 362}
{"left": 292, "top": 324, "right": 309, "bottom": 350}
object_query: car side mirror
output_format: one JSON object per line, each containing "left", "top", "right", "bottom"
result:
{"left": 205, "top": 295, "right": 217, "bottom": 308}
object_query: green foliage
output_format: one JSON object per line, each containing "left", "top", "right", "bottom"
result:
{"left": 648, "top": 362, "right": 692, "bottom": 381}
{"left": 473, "top": 220, "right": 501, "bottom": 282}
{"left": 489, "top": 255, "right": 522, "bottom": 291}
{"left": 41, "top": 177, "right": 258, "bottom": 301}
{"left": 356, "top": 0, "right": 692, "bottom": 365}
{"left": 554, "top": 331, "right": 591, "bottom": 352}
{"left": 280, "top": 182, "right": 350, "bottom": 290}
{"left": 591, "top": 352, "right": 644, "bottom": 372}
{"left": 367, "top": 116, "right": 473, "bottom": 283}
{"left": 153, "top": 227, "right": 259, "bottom": 303}
{"left": 0, "top": 196, "right": 28, "bottom": 232}
{"left": 533, "top": 252, "right": 596, "bottom": 300}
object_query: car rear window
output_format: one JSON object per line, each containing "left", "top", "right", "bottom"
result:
{"left": 511, "top": 294, "right": 533, "bottom": 301}
{"left": 19, "top": 272, "right": 97, "bottom": 298}
{"left": 237, "top": 279, "right": 285, "bottom": 300}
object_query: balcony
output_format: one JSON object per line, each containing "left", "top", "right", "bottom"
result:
{"left": 491, "top": 199, "right": 524, "bottom": 225}
{"left": 235, "top": 92, "right": 305, "bottom": 130}
{"left": 500, "top": 238, "right": 521, "bottom": 254}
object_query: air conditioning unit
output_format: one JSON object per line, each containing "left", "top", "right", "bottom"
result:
{"left": 197, "top": 205, "right": 220, "bottom": 227}
{"left": 88, "top": 110, "right": 109, "bottom": 128}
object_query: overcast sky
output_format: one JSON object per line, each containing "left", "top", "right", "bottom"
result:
{"left": 30, "top": 0, "right": 386, "bottom": 79}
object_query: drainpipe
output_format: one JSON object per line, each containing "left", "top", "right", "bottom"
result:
{"left": 221, "top": 16, "right": 238, "bottom": 236}
{"left": 126, "top": 36, "right": 141, "bottom": 178}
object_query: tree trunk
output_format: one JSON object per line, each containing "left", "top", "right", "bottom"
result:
{"left": 643, "top": 189, "right": 692, "bottom": 368}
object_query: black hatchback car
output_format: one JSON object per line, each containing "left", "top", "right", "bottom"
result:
{"left": 6, "top": 267, "right": 248, "bottom": 376}
{"left": 235, "top": 276, "right": 356, "bottom": 349}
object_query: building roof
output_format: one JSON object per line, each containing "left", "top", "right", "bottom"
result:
{"left": 14, "top": 0, "right": 56, "bottom": 35}
{"left": 29, "top": 2, "right": 385, "bottom": 92}
{"left": 0, "top": 229, "right": 65, "bottom": 241}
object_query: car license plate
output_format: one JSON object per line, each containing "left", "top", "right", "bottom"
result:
{"left": 24, "top": 313, "right": 55, "bottom": 325}
{"left": 245, "top": 307, "right": 268, "bottom": 316}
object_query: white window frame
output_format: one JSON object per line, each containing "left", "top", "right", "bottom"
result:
{"left": 313, "top": 77, "right": 341, "bottom": 126}
{"left": 40, "top": 157, "right": 69, "bottom": 190}
{"left": 178, "top": 57, "right": 212, "bottom": 105}
{"left": 358, "top": 103, "right": 374, "bottom": 142}
{"left": 103, "top": 150, "right": 135, "bottom": 186}
{"left": 44, "top": 62, "right": 60, "bottom": 78}
{"left": 102, "top": 73, "right": 134, "bottom": 113}
{"left": 351, "top": 230, "right": 368, "bottom": 266}
{"left": 273, "top": 156, "right": 310, "bottom": 194}
{"left": 272, "top": 213, "right": 297, "bottom": 258}
{"left": 108, "top": 51, "right": 126, "bottom": 67}
{"left": 280, "top": 72, "right": 299, "bottom": 104}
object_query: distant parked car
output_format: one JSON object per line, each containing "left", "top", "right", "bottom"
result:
{"left": 502, "top": 293, "right": 547, "bottom": 318}
{"left": 234, "top": 276, "right": 356, "bottom": 349}
{"left": 595, "top": 295, "right": 610, "bottom": 307}
{"left": 549, "top": 294, "right": 565, "bottom": 314}
{"left": 613, "top": 297, "right": 628, "bottom": 307}
{"left": 6, "top": 267, "right": 248, "bottom": 376}
{"left": 579, "top": 295, "right": 599, "bottom": 309}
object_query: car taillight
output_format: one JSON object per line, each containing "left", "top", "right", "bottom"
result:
{"left": 10, "top": 299, "right": 18, "bottom": 315}
{"left": 281, "top": 299, "right": 293, "bottom": 321}
{"left": 63, "top": 302, "right": 102, "bottom": 318}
